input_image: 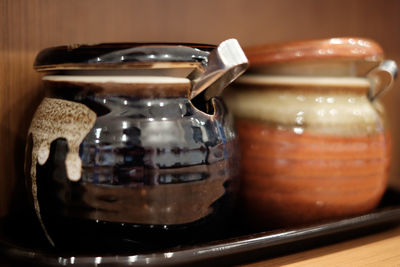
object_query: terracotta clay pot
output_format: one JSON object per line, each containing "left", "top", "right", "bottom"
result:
{"left": 226, "top": 37, "right": 397, "bottom": 229}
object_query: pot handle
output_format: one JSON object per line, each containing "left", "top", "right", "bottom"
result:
{"left": 368, "top": 60, "right": 398, "bottom": 101}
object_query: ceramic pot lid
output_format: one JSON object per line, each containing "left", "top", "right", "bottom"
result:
{"left": 34, "top": 40, "right": 248, "bottom": 101}
{"left": 34, "top": 43, "right": 216, "bottom": 72}
{"left": 245, "top": 37, "right": 384, "bottom": 67}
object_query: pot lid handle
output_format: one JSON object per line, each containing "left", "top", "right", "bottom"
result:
{"left": 189, "top": 39, "right": 248, "bottom": 101}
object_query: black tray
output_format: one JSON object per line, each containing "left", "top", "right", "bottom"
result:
{"left": 2, "top": 188, "right": 400, "bottom": 266}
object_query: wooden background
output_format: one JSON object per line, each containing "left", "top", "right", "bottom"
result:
{"left": 1, "top": 0, "right": 400, "bottom": 217}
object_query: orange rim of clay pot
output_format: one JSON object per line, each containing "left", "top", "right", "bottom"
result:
{"left": 245, "top": 37, "right": 384, "bottom": 67}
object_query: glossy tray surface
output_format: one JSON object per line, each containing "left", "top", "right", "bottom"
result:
{"left": 1, "top": 189, "right": 400, "bottom": 266}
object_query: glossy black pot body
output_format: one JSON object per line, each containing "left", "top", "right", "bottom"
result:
{"left": 25, "top": 79, "right": 239, "bottom": 250}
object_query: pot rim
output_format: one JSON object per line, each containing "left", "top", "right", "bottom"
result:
{"left": 245, "top": 37, "right": 384, "bottom": 67}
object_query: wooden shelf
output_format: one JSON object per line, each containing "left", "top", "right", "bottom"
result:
{"left": 244, "top": 225, "right": 400, "bottom": 266}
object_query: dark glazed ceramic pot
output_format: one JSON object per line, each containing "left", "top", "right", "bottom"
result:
{"left": 25, "top": 41, "right": 247, "bottom": 249}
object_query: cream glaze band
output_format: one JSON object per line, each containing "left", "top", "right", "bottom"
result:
{"left": 226, "top": 84, "right": 383, "bottom": 136}
{"left": 236, "top": 74, "right": 371, "bottom": 88}
{"left": 43, "top": 75, "right": 192, "bottom": 97}
{"left": 43, "top": 75, "right": 191, "bottom": 84}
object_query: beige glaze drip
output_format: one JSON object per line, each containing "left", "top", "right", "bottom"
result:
{"left": 28, "top": 97, "right": 96, "bottom": 245}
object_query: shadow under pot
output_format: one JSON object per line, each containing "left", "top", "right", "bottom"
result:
{"left": 226, "top": 37, "right": 397, "bottom": 229}
{"left": 25, "top": 41, "right": 248, "bottom": 250}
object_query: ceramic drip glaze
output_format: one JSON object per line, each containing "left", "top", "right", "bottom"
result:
{"left": 28, "top": 98, "right": 97, "bottom": 181}
{"left": 27, "top": 97, "right": 96, "bottom": 243}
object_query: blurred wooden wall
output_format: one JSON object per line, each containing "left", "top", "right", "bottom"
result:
{"left": 1, "top": 0, "right": 400, "bottom": 217}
